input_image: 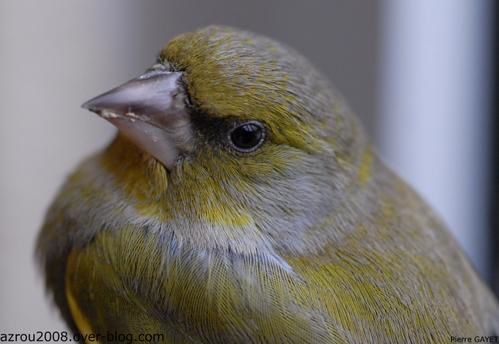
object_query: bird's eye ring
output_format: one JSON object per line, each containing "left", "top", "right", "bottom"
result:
{"left": 228, "top": 121, "right": 266, "bottom": 153}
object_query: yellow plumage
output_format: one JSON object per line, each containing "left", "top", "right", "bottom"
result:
{"left": 37, "top": 26, "right": 499, "bottom": 343}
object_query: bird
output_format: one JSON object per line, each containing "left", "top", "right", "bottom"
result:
{"left": 37, "top": 25, "right": 499, "bottom": 343}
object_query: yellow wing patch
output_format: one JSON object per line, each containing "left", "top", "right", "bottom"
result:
{"left": 65, "top": 250, "right": 101, "bottom": 344}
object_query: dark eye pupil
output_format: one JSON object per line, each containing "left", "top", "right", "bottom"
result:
{"left": 230, "top": 123, "right": 264, "bottom": 151}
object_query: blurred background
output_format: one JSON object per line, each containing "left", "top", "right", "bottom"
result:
{"left": 0, "top": 0, "right": 497, "bottom": 332}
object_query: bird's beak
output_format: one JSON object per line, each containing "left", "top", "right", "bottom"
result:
{"left": 82, "top": 67, "right": 191, "bottom": 169}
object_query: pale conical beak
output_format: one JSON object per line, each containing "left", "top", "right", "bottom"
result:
{"left": 82, "top": 68, "right": 192, "bottom": 169}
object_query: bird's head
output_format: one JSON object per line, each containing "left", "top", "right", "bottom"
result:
{"left": 82, "top": 26, "right": 369, "bottom": 251}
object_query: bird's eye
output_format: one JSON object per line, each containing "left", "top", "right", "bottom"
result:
{"left": 229, "top": 121, "right": 266, "bottom": 152}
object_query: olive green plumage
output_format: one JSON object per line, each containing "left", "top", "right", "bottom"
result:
{"left": 37, "top": 26, "right": 499, "bottom": 343}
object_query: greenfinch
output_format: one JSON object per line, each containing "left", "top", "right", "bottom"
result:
{"left": 37, "top": 26, "right": 499, "bottom": 343}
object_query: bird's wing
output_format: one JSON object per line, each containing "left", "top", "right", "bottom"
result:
{"left": 62, "top": 225, "right": 349, "bottom": 344}
{"left": 50, "top": 219, "right": 499, "bottom": 344}
{"left": 65, "top": 245, "right": 173, "bottom": 343}
{"left": 282, "top": 217, "right": 499, "bottom": 343}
